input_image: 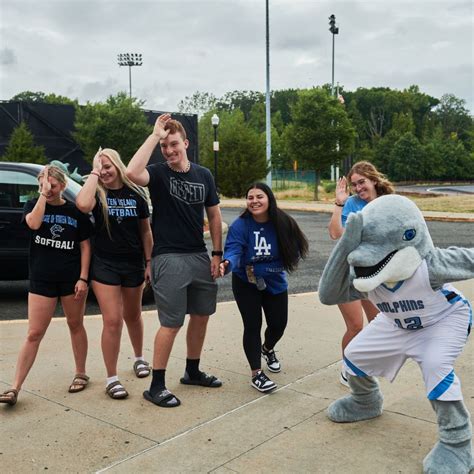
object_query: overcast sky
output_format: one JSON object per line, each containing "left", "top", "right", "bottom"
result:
{"left": 1, "top": 0, "right": 473, "bottom": 114}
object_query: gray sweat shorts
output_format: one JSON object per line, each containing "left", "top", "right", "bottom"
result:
{"left": 151, "top": 252, "right": 218, "bottom": 327}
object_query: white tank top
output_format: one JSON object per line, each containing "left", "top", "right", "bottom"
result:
{"left": 368, "top": 260, "right": 466, "bottom": 329}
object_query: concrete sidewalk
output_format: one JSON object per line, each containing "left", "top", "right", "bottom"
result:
{"left": 1, "top": 281, "right": 473, "bottom": 473}
{"left": 219, "top": 199, "right": 474, "bottom": 222}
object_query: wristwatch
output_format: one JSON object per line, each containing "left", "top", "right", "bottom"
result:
{"left": 211, "top": 250, "right": 223, "bottom": 257}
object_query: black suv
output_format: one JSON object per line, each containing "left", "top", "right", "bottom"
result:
{"left": 0, "top": 162, "right": 84, "bottom": 280}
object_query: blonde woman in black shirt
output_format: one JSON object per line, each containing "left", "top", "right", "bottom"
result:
{"left": 76, "top": 148, "right": 153, "bottom": 400}
{"left": 0, "top": 166, "right": 92, "bottom": 407}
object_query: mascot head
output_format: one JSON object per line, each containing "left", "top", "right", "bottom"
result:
{"left": 347, "top": 195, "right": 434, "bottom": 292}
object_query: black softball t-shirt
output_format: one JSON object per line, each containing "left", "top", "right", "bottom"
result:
{"left": 92, "top": 187, "right": 150, "bottom": 261}
{"left": 23, "top": 199, "right": 92, "bottom": 283}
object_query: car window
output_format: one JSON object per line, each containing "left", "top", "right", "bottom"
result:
{"left": 0, "top": 170, "right": 38, "bottom": 209}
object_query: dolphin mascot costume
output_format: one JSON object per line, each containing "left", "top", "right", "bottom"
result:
{"left": 319, "top": 195, "right": 473, "bottom": 473}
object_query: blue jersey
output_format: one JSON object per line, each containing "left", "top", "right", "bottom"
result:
{"left": 341, "top": 195, "right": 367, "bottom": 227}
{"left": 223, "top": 215, "right": 287, "bottom": 294}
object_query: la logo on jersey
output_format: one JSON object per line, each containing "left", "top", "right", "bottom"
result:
{"left": 254, "top": 231, "right": 271, "bottom": 256}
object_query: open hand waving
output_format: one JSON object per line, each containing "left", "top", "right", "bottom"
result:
{"left": 335, "top": 177, "right": 349, "bottom": 206}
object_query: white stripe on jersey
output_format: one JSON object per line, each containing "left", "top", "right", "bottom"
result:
{"left": 368, "top": 260, "right": 466, "bottom": 329}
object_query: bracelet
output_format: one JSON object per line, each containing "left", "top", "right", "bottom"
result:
{"left": 334, "top": 201, "right": 345, "bottom": 207}
{"left": 40, "top": 192, "right": 48, "bottom": 198}
{"left": 145, "top": 259, "right": 151, "bottom": 263}
{"left": 90, "top": 171, "right": 100, "bottom": 178}
{"left": 78, "top": 277, "right": 89, "bottom": 285}
{"left": 211, "top": 250, "right": 223, "bottom": 257}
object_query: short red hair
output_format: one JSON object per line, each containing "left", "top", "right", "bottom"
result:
{"left": 164, "top": 119, "right": 187, "bottom": 141}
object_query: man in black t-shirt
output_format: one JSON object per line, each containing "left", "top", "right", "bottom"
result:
{"left": 127, "top": 114, "right": 223, "bottom": 408}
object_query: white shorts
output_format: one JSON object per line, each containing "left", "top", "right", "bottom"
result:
{"left": 343, "top": 302, "right": 472, "bottom": 401}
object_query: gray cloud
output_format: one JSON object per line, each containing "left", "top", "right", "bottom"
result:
{"left": 0, "top": 0, "right": 472, "bottom": 112}
{"left": 0, "top": 47, "right": 17, "bottom": 65}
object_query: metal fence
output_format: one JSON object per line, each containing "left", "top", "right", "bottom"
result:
{"left": 271, "top": 170, "right": 317, "bottom": 190}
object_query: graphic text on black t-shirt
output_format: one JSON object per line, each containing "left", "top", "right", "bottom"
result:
{"left": 34, "top": 212, "right": 80, "bottom": 249}
{"left": 106, "top": 196, "right": 139, "bottom": 223}
{"left": 169, "top": 177, "right": 205, "bottom": 204}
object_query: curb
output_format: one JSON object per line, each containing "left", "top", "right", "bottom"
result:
{"left": 219, "top": 202, "right": 474, "bottom": 223}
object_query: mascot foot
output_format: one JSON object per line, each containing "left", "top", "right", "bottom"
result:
{"left": 423, "top": 440, "right": 472, "bottom": 474}
{"left": 327, "top": 375, "right": 383, "bottom": 423}
{"left": 423, "top": 400, "right": 473, "bottom": 474}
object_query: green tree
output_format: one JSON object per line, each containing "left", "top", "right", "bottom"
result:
{"left": 389, "top": 132, "right": 425, "bottom": 181}
{"left": 177, "top": 91, "right": 217, "bottom": 116}
{"left": 199, "top": 109, "right": 267, "bottom": 197}
{"left": 285, "top": 88, "right": 356, "bottom": 199}
{"left": 73, "top": 92, "right": 152, "bottom": 163}
{"left": 2, "top": 122, "right": 47, "bottom": 164}
{"left": 434, "top": 94, "right": 473, "bottom": 146}
{"left": 217, "top": 90, "right": 265, "bottom": 120}
{"left": 272, "top": 89, "right": 299, "bottom": 125}
{"left": 421, "top": 125, "right": 447, "bottom": 180}
{"left": 438, "top": 135, "right": 474, "bottom": 180}
{"left": 11, "top": 90, "right": 78, "bottom": 106}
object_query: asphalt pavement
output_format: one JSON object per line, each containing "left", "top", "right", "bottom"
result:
{"left": 1, "top": 206, "right": 473, "bottom": 320}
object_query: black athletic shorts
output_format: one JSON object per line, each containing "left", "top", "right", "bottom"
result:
{"left": 30, "top": 280, "right": 76, "bottom": 298}
{"left": 91, "top": 254, "right": 144, "bottom": 288}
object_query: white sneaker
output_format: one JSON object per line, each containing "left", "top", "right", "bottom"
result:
{"left": 339, "top": 371, "right": 349, "bottom": 388}
{"left": 251, "top": 370, "right": 277, "bottom": 393}
{"left": 261, "top": 345, "right": 281, "bottom": 373}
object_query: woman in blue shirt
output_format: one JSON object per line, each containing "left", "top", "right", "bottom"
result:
{"left": 220, "top": 183, "right": 308, "bottom": 393}
{"left": 328, "top": 161, "right": 394, "bottom": 386}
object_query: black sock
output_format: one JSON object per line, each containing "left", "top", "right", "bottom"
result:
{"left": 149, "top": 369, "right": 166, "bottom": 396}
{"left": 185, "top": 358, "right": 201, "bottom": 380}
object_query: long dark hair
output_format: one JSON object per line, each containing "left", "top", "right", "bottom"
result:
{"left": 241, "top": 183, "right": 309, "bottom": 272}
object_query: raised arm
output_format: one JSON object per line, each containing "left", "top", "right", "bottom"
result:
{"left": 427, "top": 247, "right": 474, "bottom": 290}
{"left": 126, "top": 113, "right": 171, "bottom": 186}
{"left": 76, "top": 148, "right": 101, "bottom": 213}
{"left": 26, "top": 167, "right": 50, "bottom": 230}
{"left": 319, "top": 212, "right": 366, "bottom": 305}
{"left": 328, "top": 177, "right": 349, "bottom": 240}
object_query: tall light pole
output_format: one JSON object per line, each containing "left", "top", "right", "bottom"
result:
{"left": 211, "top": 114, "right": 220, "bottom": 192}
{"left": 329, "top": 15, "right": 340, "bottom": 181}
{"left": 117, "top": 53, "right": 143, "bottom": 98}
{"left": 328, "top": 15, "right": 339, "bottom": 97}
{"left": 265, "top": 0, "right": 272, "bottom": 187}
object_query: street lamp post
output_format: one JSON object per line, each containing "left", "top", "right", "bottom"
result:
{"left": 265, "top": 0, "right": 272, "bottom": 187}
{"left": 328, "top": 15, "right": 339, "bottom": 97}
{"left": 117, "top": 53, "right": 143, "bottom": 98}
{"left": 329, "top": 15, "right": 340, "bottom": 181}
{"left": 211, "top": 114, "right": 220, "bottom": 192}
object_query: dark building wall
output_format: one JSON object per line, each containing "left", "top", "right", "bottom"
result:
{"left": 0, "top": 101, "right": 198, "bottom": 175}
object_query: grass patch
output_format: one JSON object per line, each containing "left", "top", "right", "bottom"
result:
{"left": 272, "top": 186, "right": 474, "bottom": 213}
{"left": 408, "top": 195, "right": 474, "bottom": 213}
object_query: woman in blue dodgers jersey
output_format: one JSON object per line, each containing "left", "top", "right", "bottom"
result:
{"left": 220, "top": 183, "right": 308, "bottom": 393}
{"left": 0, "top": 166, "right": 92, "bottom": 407}
{"left": 76, "top": 148, "right": 153, "bottom": 400}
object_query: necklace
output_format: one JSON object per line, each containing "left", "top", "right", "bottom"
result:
{"left": 167, "top": 160, "right": 191, "bottom": 173}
